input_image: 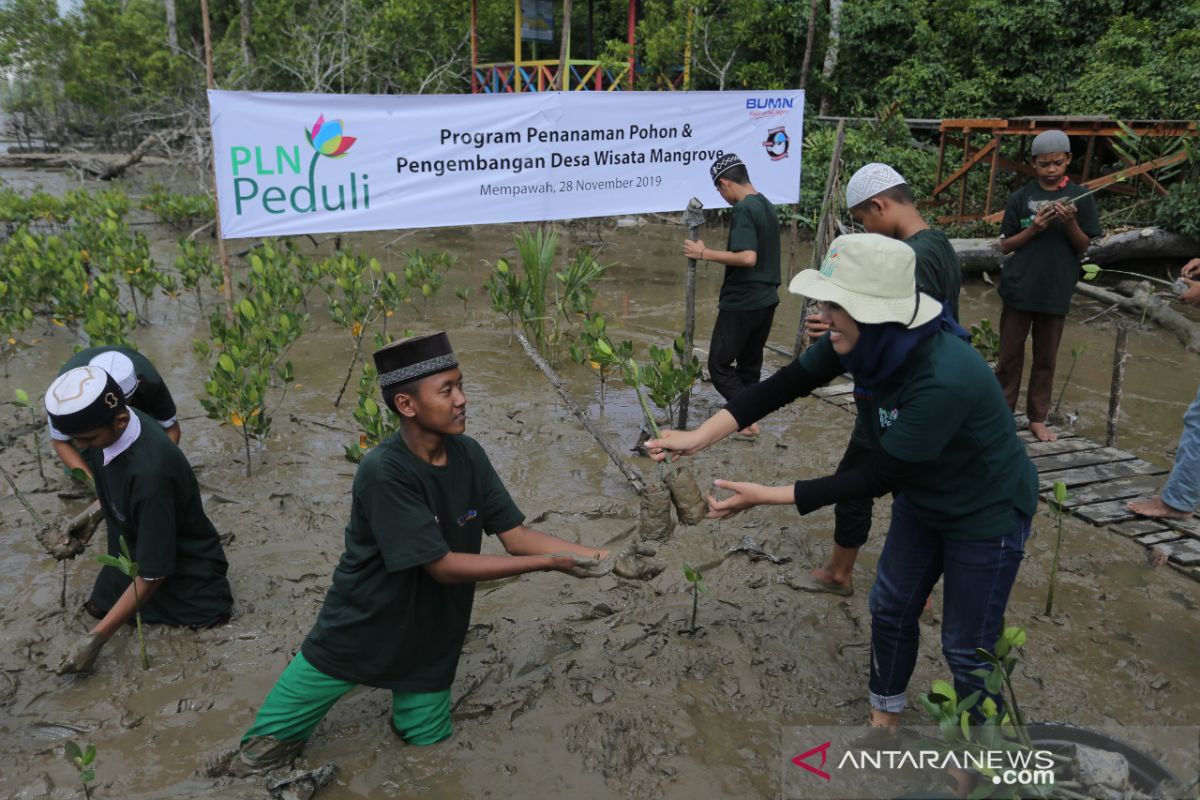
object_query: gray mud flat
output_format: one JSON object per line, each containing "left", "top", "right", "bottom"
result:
{"left": 2, "top": 171, "right": 1199, "bottom": 798}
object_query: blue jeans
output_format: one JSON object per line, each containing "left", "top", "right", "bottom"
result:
{"left": 1162, "top": 383, "right": 1200, "bottom": 513}
{"left": 868, "top": 496, "right": 1030, "bottom": 713}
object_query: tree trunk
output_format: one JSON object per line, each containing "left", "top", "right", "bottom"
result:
{"left": 818, "top": 0, "right": 843, "bottom": 115}
{"left": 86, "top": 134, "right": 159, "bottom": 180}
{"left": 165, "top": 0, "right": 179, "bottom": 53}
{"left": 241, "top": 0, "right": 254, "bottom": 68}
{"left": 950, "top": 228, "right": 1200, "bottom": 274}
{"left": 1073, "top": 280, "right": 1200, "bottom": 356}
{"left": 799, "top": 0, "right": 820, "bottom": 89}
{"left": 556, "top": 0, "right": 573, "bottom": 90}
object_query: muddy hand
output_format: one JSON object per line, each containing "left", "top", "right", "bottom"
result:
{"left": 58, "top": 631, "right": 108, "bottom": 675}
{"left": 613, "top": 542, "right": 664, "bottom": 580}
{"left": 804, "top": 312, "right": 829, "bottom": 339}
{"left": 1182, "top": 258, "right": 1200, "bottom": 279}
{"left": 550, "top": 552, "right": 614, "bottom": 579}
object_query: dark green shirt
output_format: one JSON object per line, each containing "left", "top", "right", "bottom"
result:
{"left": 61, "top": 346, "right": 177, "bottom": 427}
{"left": 906, "top": 228, "right": 962, "bottom": 323}
{"left": 719, "top": 192, "right": 781, "bottom": 311}
{"left": 85, "top": 410, "right": 232, "bottom": 626}
{"left": 302, "top": 433, "right": 524, "bottom": 692}
{"left": 798, "top": 334, "right": 1038, "bottom": 539}
{"left": 998, "top": 180, "right": 1102, "bottom": 315}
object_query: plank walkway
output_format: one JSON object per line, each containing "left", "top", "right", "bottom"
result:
{"left": 811, "top": 380, "right": 1200, "bottom": 581}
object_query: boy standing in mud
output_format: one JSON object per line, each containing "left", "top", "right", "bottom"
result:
{"left": 800, "top": 163, "right": 962, "bottom": 596}
{"left": 227, "top": 333, "right": 613, "bottom": 775}
{"left": 995, "top": 129, "right": 1102, "bottom": 443}
{"left": 684, "top": 153, "right": 781, "bottom": 436}
{"left": 45, "top": 366, "right": 232, "bottom": 674}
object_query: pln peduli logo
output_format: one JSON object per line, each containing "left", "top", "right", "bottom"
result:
{"left": 762, "top": 127, "right": 789, "bottom": 160}
{"left": 229, "top": 114, "right": 368, "bottom": 217}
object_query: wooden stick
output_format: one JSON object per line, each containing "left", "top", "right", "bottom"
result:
{"left": 1106, "top": 324, "right": 1130, "bottom": 448}
{"left": 200, "top": 0, "right": 235, "bottom": 321}
{"left": 512, "top": 329, "right": 645, "bottom": 494}
{"left": 678, "top": 198, "right": 704, "bottom": 430}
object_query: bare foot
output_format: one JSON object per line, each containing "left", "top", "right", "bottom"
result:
{"left": 868, "top": 708, "right": 900, "bottom": 732}
{"left": 737, "top": 423, "right": 760, "bottom": 437}
{"left": 1029, "top": 421, "right": 1057, "bottom": 442}
{"left": 810, "top": 565, "right": 853, "bottom": 594}
{"left": 1126, "top": 495, "right": 1192, "bottom": 519}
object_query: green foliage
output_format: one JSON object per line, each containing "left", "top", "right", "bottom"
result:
{"left": 629, "top": 336, "right": 703, "bottom": 423}
{"left": 63, "top": 740, "right": 97, "bottom": 800}
{"left": 485, "top": 229, "right": 607, "bottom": 365}
{"left": 1155, "top": 181, "right": 1200, "bottom": 242}
{"left": 345, "top": 362, "right": 401, "bottom": 463}
{"left": 969, "top": 319, "right": 1000, "bottom": 364}
{"left": 323, "top": 251, "right": 407, "bottom": 406}
{"left": 569, "top": 313, "right": 633, "bottom": 408}
{"left": 94, "top": 535, "right": 149, "bottom": 669}
{"left": 682, "top": 563, "right": 708, "bottom": 635}
{"left": 173, "top": 238, "right": 221, "bottom": 311}
{"left": 193, "top": 240, "right": 317, "bottom": 476}
{"left": 140, "top": 186, "right": 215, "bottom": 228}
{"left": 402, "top": 249, "right": 455, "bottom": 319}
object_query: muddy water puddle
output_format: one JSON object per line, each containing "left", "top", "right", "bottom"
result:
{"left": 2, "top": 167, "right": 1200, "bottom": 798}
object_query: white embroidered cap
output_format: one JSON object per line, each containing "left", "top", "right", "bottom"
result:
{"left": 845, "top": 163, "right": 907, "bottom": 209}
{"left": 88, "top": 350, "right": 138, "bottom": 398}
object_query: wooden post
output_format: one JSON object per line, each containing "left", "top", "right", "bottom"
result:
{"left": 627, "top": 0, "right": 636, "bottom": 90}
{"left": 1105, "top": 323, "right": 1130, "bottom": 447}
{"left": 681, "top": 4, "right": 695, "bottom": 91}
{"left": 1082, "top": 135, "right": 1096, "bottom": 182}
{"left": 514, "top": 0, "right": 523, "bottom": 92}
{"left": 935, "top": 129, "right": 946, "bottom": 188}
{"left": 984, "top": 134, "right": 1001, "bottom": 216}
{"left": 793, "top": 120, "right": 845, "bottom": 358}
{"left": 958, "top": 127, "right": 971, "bottom": 217}
{"left": 678, "top": 198, "right": 704, "bottom": 430}
{"left": 470, "top": 0, "right": 479, "bottom": 94}
{"left": 556, "top": 0, "right": 572, "bottom": 90}
{"left": 200, "top": 0, "right": 234, "bottom": 322}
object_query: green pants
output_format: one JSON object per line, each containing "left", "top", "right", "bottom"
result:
{"left": 242, "top": 652, "right": 452, "bottom": 746}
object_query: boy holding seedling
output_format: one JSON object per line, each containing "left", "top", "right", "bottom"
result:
{"left": 46, "top": 347, "right": 182, "bottom": 553}
{"left": 44, "top": 366, "right": 232, "bottom": 674}
{"left": 800, "top": 163, "right": 962, "bottom": 595}
{"left": 227, "top": 333, "right": 613, "bottom": 775}
{"left": 684, "top": 153, "right": 781, "bottom": 436}
{"left": 995, "top": 129, "right": 1102, "bottom": 443}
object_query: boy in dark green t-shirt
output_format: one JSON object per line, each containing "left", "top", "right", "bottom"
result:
{"left": 996, "top": 129, "right": 1102, "bottom": 443}
{"left": 44, "top": 366, "right": 232, "bottom": 675}
{"left": 228, "top": 333, "right": 614, "bottom": 776}
{"left": 684, "top": 153, "right": 781, "bottom": 435}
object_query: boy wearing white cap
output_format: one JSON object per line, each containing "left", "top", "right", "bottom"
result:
{"left": 49, "top": 345, "right": 181, "bottom": 479}
{"left": 800, "top": 163, "right": 963, "bottom": 594}
{"left": 684, "top": 153, "right": 781, "bottom": 434}
{"left": 44, "top": 366, "right": 232, "bottom": 674}
{"left": 996, "top": 129, "right": 1102, "bottom": 442}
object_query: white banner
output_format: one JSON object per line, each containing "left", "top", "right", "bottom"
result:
{"left": 208, "top": 89, "right": 804, "bottom": 239}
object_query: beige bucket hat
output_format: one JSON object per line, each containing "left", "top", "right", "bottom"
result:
{"left": 788, "top": 233, "right": 942, "bottom": 328}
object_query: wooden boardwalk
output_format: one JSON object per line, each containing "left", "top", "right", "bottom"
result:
{"left": 810, "top": 381, "right": 1200, "bottom": 581}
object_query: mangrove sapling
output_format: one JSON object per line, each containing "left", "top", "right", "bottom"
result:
{"left": 323, "top": 252, "right": 405, "bottom": 406}
{"left": 402, "top": 249, "right": 455, "bottom": 319}
{"left": 1081, "top": 261, "right": 1179, "bottom": 291}
{"left": 1045, "top": 481, "right": 1070, "bottom": 617}
{"left": 1050, "top": 344, "right": 1087, "bottom": 422}
{"left": 454, "top": 286, "right": 471, "bottom": 319}
{"left": 969, "top": 319, "right": 1001, "bottom": 364}
{"left": 569, "top": 314, "right": 632, "bottom": 410}
{"left": 13, "top": 388, "right": 45, "bottom": 480}
{"left": 682, "top": 564, "right": 707, "bottom": 635}
{"left": 95, "top": 535, "right": 149, "bottom": 669}
{"left": 64, "top": 740, "right": 97, "bottom": 799}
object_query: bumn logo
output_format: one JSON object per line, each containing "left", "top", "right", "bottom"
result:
{"left": 746, "top": 97, "right": 795, "bottom": 110}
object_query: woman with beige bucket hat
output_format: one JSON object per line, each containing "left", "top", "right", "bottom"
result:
{"left": 647, "top": 232, "right": 1038, "bottom": 727}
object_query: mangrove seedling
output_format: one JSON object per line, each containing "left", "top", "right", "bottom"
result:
{"left": 323, "top": 251, "right": 405, "bottom": 406}
{"left": 969, "top": 319, "right": 1000, "bottom": 364}
{"left": 569, "top": 314, "right": 633, "bottom": 409}
{"left": 64, "top": 740, "right": 97, "bottom": 800}
{"left": 1045, "top": 480, "right": 1070, "bottom": 617}
{"left": 454, "top": 286, "right": 471, "bottom": 319}
{"left": 1051, "top": 343, "right": 1087, "bottom": 418}
{"left": 682, "top": 563, "right": 707, "bottom": 635}
{"left": 13, "top": 387, "right": 45, "bottom": 480}
{"left": 95, "top": 534, "right": 149, "bottom": 669}
{"left": 1081, "top": 261, "right": 1179, "bottom": 290}
{"left": 402, "top": 249, "right": 455, "bottom": 319}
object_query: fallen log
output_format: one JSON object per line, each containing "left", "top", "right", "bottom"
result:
{"left": 1073, "top": 280, "right": 1200, "bottom": 355}
{"left": 0, "top": 137, "right": 169, "bottom": 175}
{"left": 951, "top": 227, "right": 1200, "bottom": 274}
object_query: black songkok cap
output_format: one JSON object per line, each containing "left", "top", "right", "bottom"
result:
{"left": 710, "top": 152, "right": 744, "bottom": 185}
{"left": 44, "top": 366, "right": 127, "bottom": 436}
{"left": 373, "top": 332, "right": 459, "bottom": 388}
